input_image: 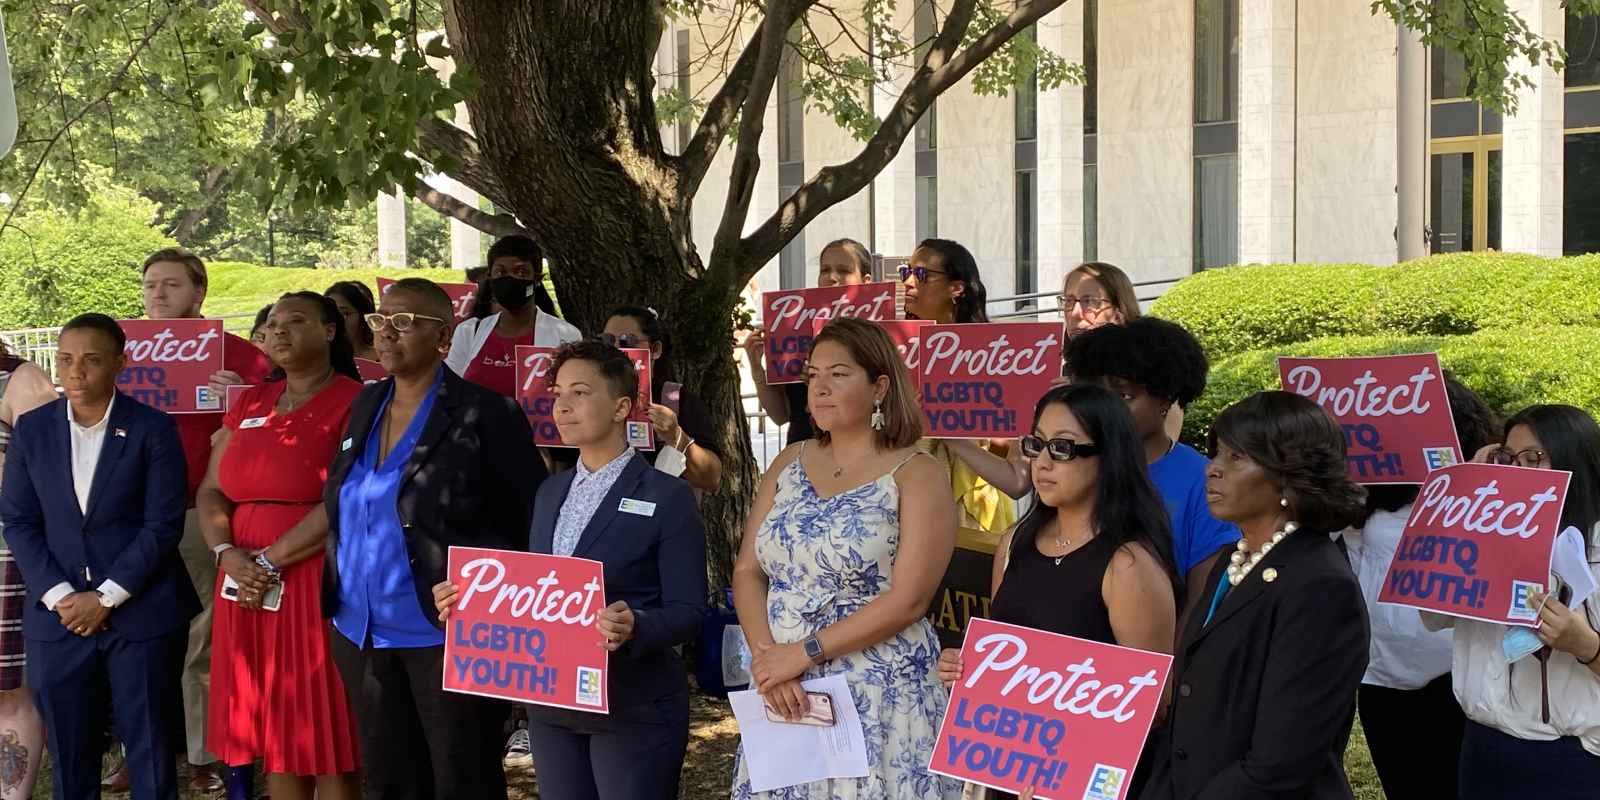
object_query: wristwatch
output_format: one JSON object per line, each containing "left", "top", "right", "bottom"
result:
{"left": 95, "top": 590, "right": 115, "bottom": 609}
{"left": 211, "top": 543, "right": 235, "bottom": 567}
{"left": 803, "top": 635, "right": 826, "bottom": 665}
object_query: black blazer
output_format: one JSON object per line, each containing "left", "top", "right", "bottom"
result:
{"left": 1139, "top": 531, "right": 1369, "bottom": 800}
{"left": 322, "top": 366, "right": 547, "bottom": 623}
{"left": 0, "top": 394, "right": 200, "bottom": 642}
{"left": 528, "top": 452, "right": 707, "bottom": 728}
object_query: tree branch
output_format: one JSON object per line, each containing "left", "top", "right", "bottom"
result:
{"left": 0, "top": 10, "right": 172, "bottom": 235}
{"left": 676, "top": 15, "right": 767, "bottom": 200}
{"left": 735, "top": 0, "right": 1065, "bottom": 277}
{"left": 410, "top": 183, "right": 530, "bottom": 238}
{"left": 708, "top": 0, "right": 815, "bottom": 282}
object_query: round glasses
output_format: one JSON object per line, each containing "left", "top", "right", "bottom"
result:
{"left": 1019, "top": 435, "right": 1101, "bottom": 462}
{"left": 365, "top": 312, "right": 448, "bottom": 332}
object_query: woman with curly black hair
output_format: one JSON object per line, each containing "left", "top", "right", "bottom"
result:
{"left": 1138, "top": 391, "right": 1369, "bottom": 800}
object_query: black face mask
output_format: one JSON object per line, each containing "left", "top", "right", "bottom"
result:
{"left": 490, "top": 276, "right": 535, "bottom": 312}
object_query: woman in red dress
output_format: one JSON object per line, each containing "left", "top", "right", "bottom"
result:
{"left": 196, "top": 292, "right": 363, "bottom": 800}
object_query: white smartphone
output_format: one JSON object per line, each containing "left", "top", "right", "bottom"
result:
{"left": 220, "top": 575, "right": 283, "bottom": 612}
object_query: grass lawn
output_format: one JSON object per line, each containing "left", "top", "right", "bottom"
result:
{"left": 41, "top": 693, "right": 1386, "bottom": 799}
{"left": 202, "top": 263, "right": 469, "bottom": 332}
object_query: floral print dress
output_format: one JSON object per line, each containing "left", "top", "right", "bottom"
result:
{"left": 731, "top": 446, "right": 962, "bottom": 800}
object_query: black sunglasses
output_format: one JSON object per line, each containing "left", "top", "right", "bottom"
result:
{"left": 898, "top": 265, "right": 948, "bottom": 283}
{"left": 597, "top": 333, "right": 649, "bottom": 349}
{"left": 1019, "top": 435, "right": 1101, "bottom": 462}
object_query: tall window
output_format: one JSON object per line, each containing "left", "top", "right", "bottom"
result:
{"left": 1083, "top": 0, "right": 1098, "bottom": 262}
{"left": 1565, "top": 13, "right": 1600, "bottom": 254}
{"left": 1193, "top": 0, "right": 1238, "bottom": 270}
{"left": 915, "top": 0, "right": 939, "bottom": 241}
{"left": 1428, "top": 42, "right": 1501, "bottom": 253}
{"left": 777, "top": 44, "right": 807, "bottom": 287}
{"left": 675, "top": 31, "right": 692, "bottom": 151}
{"left": 1015, "top": 27, "right": 1039, "bottom": 309}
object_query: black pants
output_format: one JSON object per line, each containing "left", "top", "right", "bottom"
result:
{"left": 1357, "top": 674, "right": 1464, "bottom": 800}
{"left": 330, "top": 633, "right": 511, "bottom": 800}
{"left": 1459, "top": 719, "right": 1600, "bottom": 799}
{"left": 29, "top": 629, "right": 185, "bottom": 800}
{"left": 524, "top": 692, "right": 690, "bottom": 800}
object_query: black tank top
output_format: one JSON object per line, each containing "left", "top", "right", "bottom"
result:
{"left": 988, "top": 527, "right": 1118, "bottom": 644}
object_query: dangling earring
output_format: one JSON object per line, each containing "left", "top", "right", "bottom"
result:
{"left": 1279, "top": 497, "right": 1289, "bottom": 508}
{"left": 870, "top": 399, "right": 885, "bottom": 431}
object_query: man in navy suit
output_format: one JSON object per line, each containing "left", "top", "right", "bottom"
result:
{"left": 0, "top": 313, "right": 198, "bottom": 800}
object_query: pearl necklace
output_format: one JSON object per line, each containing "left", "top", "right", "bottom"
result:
{"left": 1227, "top": 522, "right": 1298, "bottom": 586}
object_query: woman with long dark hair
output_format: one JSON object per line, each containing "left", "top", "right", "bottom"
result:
{"left": 1140, "top": 391, "right": 1370, "bottom": 800}
{"left": 938, "top": 383, "right": 1180, "bottom": 798}
{"left": 1430, "top": 404, "right": 1600, "bottom": 798}
{"left": 901, "top": 238, "right": 989, "bottom": 325}
{"left": 324, "top": 282, "right": 378, "bottom": 362}
{"left": 196, "top": 292, "right": 365, "bottom": 800}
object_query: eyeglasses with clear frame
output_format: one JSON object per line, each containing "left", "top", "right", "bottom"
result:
{"left": 1056, "top": 295, "right": 1113, "bottom": 313}
{"left": 364, "top": 312, "right": 448, "bottom": 333}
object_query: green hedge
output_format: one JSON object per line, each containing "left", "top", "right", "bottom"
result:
{"left": 1183, "top": 325, "right": 1600, "bottom": 445}
{"left": 0, "top": 191, "right": 174, "bottom": 328}
{"left": 1152, "top": 253, "right": 1600, "bottom": 360}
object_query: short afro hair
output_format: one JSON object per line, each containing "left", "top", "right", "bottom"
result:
{"left": 1066, "top": 316, "right": 1209, "bottom": 407}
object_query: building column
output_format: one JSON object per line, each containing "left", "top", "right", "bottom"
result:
{"left": 1396, "top": 25, "right": 1427, "bottom": 261}
{"left": 448, "top": 180, "right": 483, "bottom": 269}
{"left": 377, "top": 189, "right": 407, "bottom": 268}
{"left": 1237, "top": 0, "right": 1296, "bottom": 264}
{"left": 1036, "top": 3, "right": 1085, "bottom": 294}
{"left": 1502, "top": 0, "right": 1564, "bottom": 257}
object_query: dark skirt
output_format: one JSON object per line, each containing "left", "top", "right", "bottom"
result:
{"left": 1459, "top": 719, "right": 1600, "bottom": 800}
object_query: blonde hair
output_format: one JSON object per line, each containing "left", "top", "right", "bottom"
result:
{"left": 809, "top": 317, "right": 922, "bottom": 449}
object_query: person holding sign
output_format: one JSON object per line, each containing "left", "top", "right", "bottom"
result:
{"left": 742, "top": 239, "right": 873, "bottom": 447}
{"left": 446, "top": 235, "right": 582, "bottom": 397}
{"left": 1141, "top": 391, "right": 1370, "bottom": 800}
{"left": 435, "top": 338, "right": 708, "bottom": 800}
{"left": 195, "top": 293, "right": 365, "bottom": 800}
{"left": 1340, "top": 376, "right": 1495, "bottom": 800}
{"left": 139, "top": 248, "right": 273, "bottom": 795}
{"left": 324, "top": 279, "right": 546, "bottom": 800}
{"left": 936, "top": 383, "right": 1182, "bottom": 798}
{"left": 602, "top": 307, "right": 723, "bottom": 492}
{"left": 1425, "top": 405, "right": 1600, "bottom": 798}
{"left": 731, "top": 317, "right": 961, "bottom": 799}
{"left": 0, "top": 314, "right": 198, "bottom": 800}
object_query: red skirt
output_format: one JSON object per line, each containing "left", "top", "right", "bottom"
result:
{"left": 207, "top": 501, "right": 360, "bottom": 775}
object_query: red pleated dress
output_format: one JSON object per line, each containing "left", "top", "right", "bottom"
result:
{"left": 208, "top": 377, "right": 363, "bottom": 775}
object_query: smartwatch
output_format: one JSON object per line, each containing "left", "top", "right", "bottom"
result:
{"left": 803, "top": 635, "right": 825, "bottom": 665}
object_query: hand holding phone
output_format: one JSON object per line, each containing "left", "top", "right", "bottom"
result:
{"left": 764, "top": 691, "right": 836, "bottom": 727}
{"left": 221, "top": 574, "right": 283, "bottom": 612}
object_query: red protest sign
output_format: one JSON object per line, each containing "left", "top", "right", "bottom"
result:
{"left": 442, "top": 547, "right": 609, "bottom": 713}
{"left": 515, "top": 346, "right": 653, "bottom": 450}
{"left": 811, "top": 318, "right": 931, "bottom": 375}
{"left": 1279, "top": 353, "right": 1462, "bottom": 484}
{"left": 1378, "top": 463, "right": 1570, "bottom": 626}
{"left": 920, "top": 323, "right": 1062, "bottom": 439}
{"left": 763, "top": 282, "right": 896, "bottom": 384}
{"left": 116, "top": 319, "right": 226, "bottom": 414}
{"left": 930, "top": 618, "right": 1171, "bottom": 800}
{"left": 376, "top": 277, "right": 478, "bottom": 322}
{"left": 355, "top": 358, "right": 387, "bottom": 384}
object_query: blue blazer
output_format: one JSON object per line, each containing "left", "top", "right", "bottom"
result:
{"left": 529, "top": 453, "right": 707, "bottom": 725}
{"left": 0, "top": 394, "right": 199, "bottom": 642}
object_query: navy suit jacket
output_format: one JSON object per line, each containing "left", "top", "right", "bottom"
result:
{"left": 529, "top": 453, "right": 707, "bottom": 726}
{"left": 0, "top": 394, "right": 199, "bottom": 642}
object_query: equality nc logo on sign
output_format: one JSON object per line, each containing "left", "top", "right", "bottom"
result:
{"left": 116, "top": 319, "right": 225, "bottom": 414}
{"left": 1278, "top": 353, "right": 1461, "bottom": 484}
{"left": 376, "top": 277, "right": 478, "bottom": 323}
{"left": 928, "top": 618, "right": 1171, "bottom": 800}
{"left": 1377, "top": 463, "right": 1570, "bottom": 626}
{"left": 920, "top": 323, "right": 1061, "bottom": 440}
{"left": 442, "top": 547, "right": 609, "bottom": 713}
{"left": 763, "top": 282, "right": 896, "bottom": 384}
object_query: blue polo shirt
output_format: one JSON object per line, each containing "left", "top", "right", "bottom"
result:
{"left": 333, "top": 367, "right": 446, "bottom": 649}
{"left": 1149, "top": 442, "right": 1242, "bottom": 576}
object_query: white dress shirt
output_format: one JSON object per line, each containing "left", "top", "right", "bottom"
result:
{"left": 42, "top": 396, "right": 131, "bottom": 611}
{"left": 1342, "top": 507, "right": 1454, "bottom": 689}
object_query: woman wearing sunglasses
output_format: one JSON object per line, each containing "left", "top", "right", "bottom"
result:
{"left": 937, "top": 383, "right": 1180, "bottom": 798}
{"left": 602, "top": 306, "right": 723, "bottom": 492}
{"left": 742, "top": 238, "right": 874, "bottom": 447}
{"left": 1428, "top": 404, "right": 1600, "bottom": 798}
{"left": 324, "top": 279, "right": 547, "bottom": 800}
{"left": 1141, "top": 391, "right": 1369, "bottom": 800}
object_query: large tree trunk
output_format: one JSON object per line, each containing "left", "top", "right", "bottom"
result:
{"left": 445, "top": 1, "right": 754, "bottom": 588}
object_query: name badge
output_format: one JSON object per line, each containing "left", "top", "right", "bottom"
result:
{"left": 619, "top": 498, "right": 656, "bottom": 517}
{"left": 239, "top": 417, "right": 269, "bottom": 430}
{"left": 341, "top": 438, "right": 354, "bottom": 452}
